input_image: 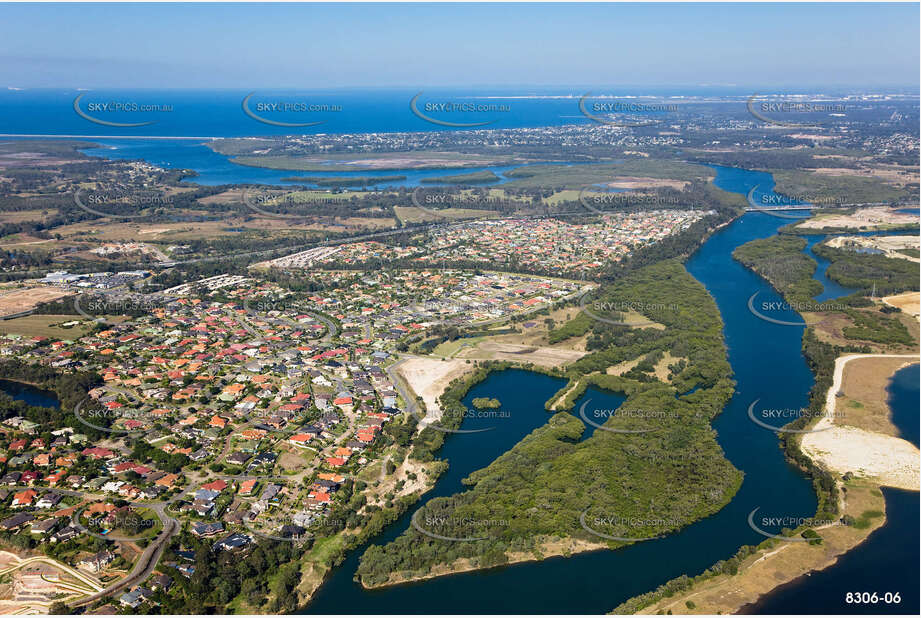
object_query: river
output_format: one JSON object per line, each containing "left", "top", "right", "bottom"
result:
{"left": 304, "top": 165, "right": 837, "bottom": 614}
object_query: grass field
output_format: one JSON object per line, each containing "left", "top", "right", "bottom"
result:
{"left": 503, "top": 159, "right": 713, "bottom": 189}
{"left": 393, "top": 206, "right": 494, "bottom": 224}
{"left": 0, "top": 314, "right": 94, "bottom": 339}
{"left": 0, "top": 209, "right": 58, "bottom": 223}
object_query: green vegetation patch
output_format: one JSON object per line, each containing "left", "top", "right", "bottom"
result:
{"left": 732, "top": 236, "right": 821, "bottom": 303}
{"left": 772, "top": 169, "right": 915, "bottom": 205}
{"left": 356, "top": 261, "right": 742, "bottom": 587}
{"left": 813, "top": 243, "right": 920, "bottom": 296}
{"left": 279, "top": 175, "right": 407, "bottom": 186}
{"left": 420, "top": 170, "right": 500, "bottom": 185}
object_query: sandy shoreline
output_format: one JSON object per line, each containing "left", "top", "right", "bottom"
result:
{"left": 801, "top": 353, "right": 920, "bottom": 491}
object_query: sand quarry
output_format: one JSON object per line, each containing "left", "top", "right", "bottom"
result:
{"left": 795, "top": 205, "right": 918, "bottom": 230}
{"left": 801, "top": 354, "right": 920, "bottom": 491}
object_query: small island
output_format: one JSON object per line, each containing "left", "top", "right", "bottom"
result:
{"left": 471, "top": 397, "right": 501, "bottom": 410}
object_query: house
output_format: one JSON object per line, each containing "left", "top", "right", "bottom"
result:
{"left": 119, "top": 587, "right": 154, "bottom": 609}
{"left": 288, "top": 433, "right": 312, "bottom": 448}
{"left": 155, "top": 473, "right": 180, "bottom": 488}
{"left": 86, "top": 604, "right": 118, "bottom": 615}
{"left": 31, "top": 517, "right": 60, "bottom": 535}
{"left": 79, "top": 550, "right": 116, "bottom": 573}
{"left": 213, "top": 532, "right": 252, "bottom": 552}
{"left": 149, "top": 574, "right": 172, "bottom": 592}
{"left": 11, "top": 489, "right": 38, "bottom": 508}
{"left": 201, "top": 479, "right": 228, "bottom": 493}
{"left": 36, "top": 493, "right": 63, "bottom": 509}
{"left": 259, "top": 483, "right": 282, "bottom": 503}
{"left": 191, "top": 500, "right": 215, "bottom": 517}
{"left": 51, "top": 524, "right": 83, "bottom": 543}
{"left": 238, "top": 478, "right": 258, "bottom": 496}
{"left": 190, "top": 521, "right": 224, "bottom": 537}
{"left": 0, "top": 513, "right": 35, "bottom": 530}
{"left": 82, "top": 446, "right": 116, "bottom": 460}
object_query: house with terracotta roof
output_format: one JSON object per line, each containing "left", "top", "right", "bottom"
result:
{"left": 238, "top": 479, "right": 258, "bottom": 496}
{"left": 155, "top": 473, "right": 179, "bottom": 488}
{"left": 288, "top": 434, "right": 312, "bottom": 448}
{"left": 11, "top": 489, "right": 37, "bottom": 508}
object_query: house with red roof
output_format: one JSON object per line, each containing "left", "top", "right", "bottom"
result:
{"left": 201, "top": 479, "right": 228, "bottom": 493}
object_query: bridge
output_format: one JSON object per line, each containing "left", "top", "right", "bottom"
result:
{"left": 743, "top": 205, "right": 814, "bottom": 211}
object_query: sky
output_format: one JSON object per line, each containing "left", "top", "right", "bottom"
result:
{"left": 0, "top": 2, "right": 918, "bottom": 89}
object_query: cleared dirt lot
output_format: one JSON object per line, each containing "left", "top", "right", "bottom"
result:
{"left": 801, "top": 354, "right": 920, "bottom": 491}
{"left": 825, "top": 234, "right": 920, "bottom": 262}
{"left": 0, "top": 287, "right": 72, "bottom": 318}
{"left": 882, "top": 291, "right": 920, "bottom": 317}
{"left": 794, "top": 206, "right": 918, "bottom": 230}
{"left": 395, "top": 357, "right": 474, "bottom": 425}
{"left": 455, "top": 340, "right": 586, "bottom": 368}
{"left": 604, "top": 176, "right": 689, "bottom": 190}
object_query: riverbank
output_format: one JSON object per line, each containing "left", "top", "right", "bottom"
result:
{"left": 625, "top": 355, "right": 918, "bottom": 615}
{"left": 801, "top": 354, "right": 920, "bottom": 491}
{"left": 632, "top": 481, "right": 886, "bottom": 615}
{"left": 362, "top": 537, "right": 608, "bottom": 589}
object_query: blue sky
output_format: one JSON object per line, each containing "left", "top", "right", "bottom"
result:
{"left": 1, "top": 2, "right": 917, "bottom": 89}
